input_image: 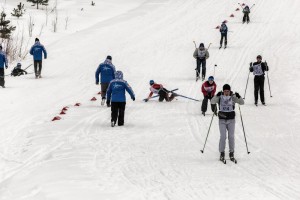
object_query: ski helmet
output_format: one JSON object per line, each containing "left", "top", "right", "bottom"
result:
{"left": 16, "top": 63, "right": 21, "bottom": 68}
{"left": 149, "top": 80, "right": 154, "bottom": 85}
{"left": 208, "top": 76, "right": 214, "bottom": 81}
{"left": 257, "top": 55, "right": 262, "bottom": 60}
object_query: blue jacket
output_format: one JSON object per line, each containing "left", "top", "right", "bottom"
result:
{"left": 106, "top": 71, "right": 135, "bottom": 102}
{"left": 220, "top": 24, "right": 228, "bottom": 34}
{"left": 0, "top": 50, "right": 8, "bottom": 68}
{"left": 95, "top": 59, "right": 116, "bottom": 84}
{"left": 29, "top": 42, "right": 47, "bottom": 61}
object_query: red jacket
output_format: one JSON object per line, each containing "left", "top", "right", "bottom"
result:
{"left": 201, "top": 81, "right": 216, "bottom": 97}
{"left": 148, "top": 83, "right": 163, "bottom": 98}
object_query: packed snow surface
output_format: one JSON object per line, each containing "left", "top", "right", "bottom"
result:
{"left": 1, "top": 0, "right": 300, "bottom": 199}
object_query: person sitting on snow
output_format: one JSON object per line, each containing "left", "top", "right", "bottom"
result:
{"left": 11, "top": 63, "right": 27, "bottom": 77}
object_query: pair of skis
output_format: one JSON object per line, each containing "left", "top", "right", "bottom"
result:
{"left": 220, "top": 157, "right": 237, "bottom": 164}
{"left": 143, "top": 88, "right": 200, "bottom": 102}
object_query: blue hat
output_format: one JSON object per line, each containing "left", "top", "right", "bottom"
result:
{"left": 149, "top": 80, "right": 154, "bottom": 85}
{"left": 208, "top": 76, "right": 214, "bottom": 81}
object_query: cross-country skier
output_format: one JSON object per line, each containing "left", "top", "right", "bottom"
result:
{"left": 249, "top": 55, "right": 269, "bottom": 106}
{"left": 201, "top": 76, "right": 217, "bottom": 116}
{"left": 219, "top": 22, "right": 228, "bottom": 49}
{"left": 211, "top": 84, "right": 244, "bottom": 162}
{"left": 95, "top": 55, "right": 116, "bottom": 106}
{"left": 11, "top": 63, "right": 28, "bottom": 77}
{"left": 193, "top": 43, "right": 209, "bottom": 81}
{"left": 0, "top": 45, "right": 8, "bottom": 88}
{"left": 29, "top": 38, "right": 47, "bottom": 79}
{"left": 145, "top": 80, "right": 177, "bottom": 102}
{"left": 243, "top": 5, "right": 251, "bottom": 23}
{"left": 106, "top": 71, "right": 135, "bottom": 127}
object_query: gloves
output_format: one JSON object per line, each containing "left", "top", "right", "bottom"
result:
{"left": 235, "top": 92, "right": 241, "bottom": 98}
{"left": 132, "top": 97, "right": 135, "bottom": 101}
{"left": 144, "top": 98, "right": 149, "bottom": 102}
{"left": 96, "top": 82, "right": 99, "bottom": 85}
{"left": 217, "top": 91, "right": 222, "bottom": 97}
{"left": 249, "top": 62, "right": 252, "bottom": 67}
{"left": 5, "top": 66, "right": 8, "bottom": 69}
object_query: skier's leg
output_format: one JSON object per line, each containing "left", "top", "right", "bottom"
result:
{"left": 243, "top": 14, "right": 246, "bottom": 23}
{"left": 0, "top": 68, "right": 4, "bottom": 87}
{"left": 196, "top": 58, "right": 200, "bottom": 78}
{"left": 34, "top": 61, "right": 38, "bottom": 77}
{"left": 225, "top": 34, "right": 228, "bottom": 47}
{"left": 158, "top": 90, "right": 166, "bottom": 102}
{"left": 247, "top": 14, "right": 250, "bottom": 22}
{"left": 38, "top": 61, "right": 42, "bottom": 76}
{"left": 220, "top": 35, "right": 224, "bottom": 47}
{"left": 111, "top": 102, "right": 118, "bottom": 124}
{"left": 254, "top": 76, "right": 259, "bottom": 103}
{"left": 219, "top": 119, "right": 227, "bottom": 153}
{"left": 118, "top": 102, "right": 126, "bottom": 126}
{"left": 201, "top": 96, "right": 208, "bottom": 112}
{"left": 227, "top": 119, "right": 236, "bottom": 153}
{"left": 101, "top": 83, "right": 109, "bottom": 99}
{"left": 202, "top": 59, "right": 206, "bottom": 79}
{"left": 260, "top": 76, "right": 265, "bottom": 103}
{"left": 211, "top": 101, "right": 217, "bottom": 114}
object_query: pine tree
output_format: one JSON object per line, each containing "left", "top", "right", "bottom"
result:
{"left": 11, "top": 2, "right": 26, "bottom": 18}
{"left": 0, "top": 11, "right": 16, "bottom": 39}
{"left": 27, "top": 0, "right": 49, "bottom": 10}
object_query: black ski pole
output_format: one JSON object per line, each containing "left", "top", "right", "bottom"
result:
{"left": 243, "top": 62, "right": 252, "bottom": 99}
{"left": 193, "top": 41, "right": 197, "bottom": 49}
{"left": 200, "top": 106, "right": 217, "bottom": 153}
{"left": 238, "top": 105, "right": 250, "bottom": 154}
{"left": 250, "top": 4, "right": 255, "bottom": 10}
{"left": 265, "top": 61, "right": 272, "bottom": 97}
{"left": 238, "top": 3, "right": 244, "bottom": 10}
{"left": 24, "top": 64, "right": 33, "bottom": 71}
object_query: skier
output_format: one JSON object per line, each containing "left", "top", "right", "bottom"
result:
{"left": 106, "top": 71, "right": 135, "bottom": 127}
{"left": 0, "top": 45, "right": 8, "bottom": 88}
{"left": 219, "top": 22, "right": 228, "bottom": 49}
{"left": 145, "top": 80, "right": 177, "bottom": 102}
{"left": 193, "top": 43, "right": 209, "bottom": 81}
{"left": 29, "top": 38, "right": 47, "bottom": 79}
{"left": 249, "top": 55, "right": 269, "bottom": 106}
{"left": 242, "top": 5, "right": 251, "bottom": 24}
{"left": 201, "top": 76, "right": 217, "bottom": 116}
{"left": 211, "top": 84, "right": 244, "bottom": 162}
{"left": 11, "top": 63, "right": 28, "bottom": 76}
{"left": 95, "top": 55, "right": 116, "bottom": 106}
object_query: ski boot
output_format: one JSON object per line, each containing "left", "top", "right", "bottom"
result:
{"left": 111, "top": 121, "right": 116, "bottom": 127}
{"left": 219, "top": 45, "right": 222, "bottom": 49}
{"left": 262, "top": 102, "right": 266, "bottom": 106}
{"left": 101, "top": 97, "right": 106, "bottom": 106}
{"left": 255, "top": 101, "right": 258, "bottom": 106}
{"left": 229, "top": 152, "right": 237, "bottom": 164}
{"left": 202, "top": 76, "right": 205, "bottom": 81}
{"left": 202, "top": 112, "right": 205, "bottom": 116}
{"left": 220, "top": 152, "right": 226, "bottom": 164}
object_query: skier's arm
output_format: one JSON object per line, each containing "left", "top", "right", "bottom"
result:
{"left": 263, "top": 62, "right": 269, "bottom": 71}
{"left": 201, "top": 83, "right": 207, "bottom": 96}
{"left": 95, "top": 66, "right": 101, "bottom": 84}
{"left": 4, "top": 54, "right": 8, "bottom": 68}
{"left": 249, "top": 62, "right": 253, "bottom": 72}
{"left": 205, "top": 50, "right": 209, "bottom": 59}
{"left": 29, "top": 46, "right": 33, "bottom": 55}
{"left": 212, "top": 83, "right": 217, "bottom": 96}
{"left": 233, "top": 94, "right": 244, "bottom": 105}
{"left": 125, "top": 82, "right": 135, "bottom": 100}
{"left": 106, "top": 82, "right": 112, "bottom": 101}
{"left": 193, "top": 49, "right": 198, "bottom": 59}
{"left": 42, "top": 46, "right": 47, "bottom": 59}
{"left": 211, "top": 95, "right": 220, "bottom": 104}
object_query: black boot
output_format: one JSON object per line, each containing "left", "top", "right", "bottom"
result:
{"left": 220, "top": 152, "right": 225, "bottom": 160}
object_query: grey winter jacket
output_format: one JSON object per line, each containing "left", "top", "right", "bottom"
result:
{"left": 193, "top": 48, "right": 209, "bottom": 59}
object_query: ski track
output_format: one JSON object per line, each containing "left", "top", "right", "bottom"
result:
{"left": 1, "top": 0, "right": 300, "bottom": 199}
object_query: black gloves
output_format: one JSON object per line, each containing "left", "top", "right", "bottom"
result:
{"left": 132, "top": 97, "right": 135, "bottom": 101}
{"left": 144, "top": 98, "right": 149, "bottom": 102}
{"left": 217, "top": 91, "right": 222, "bottom": 97}
{"left": 235, "top": 92, "right": 241, "bottom": 98}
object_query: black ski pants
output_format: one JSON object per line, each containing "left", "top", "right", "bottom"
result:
{"left": 196, "top": 58, "right": 206, "bottom": 78}
{"left": 101, "top": 83, "right": 109, "bottom": 99}
{"left": 34, "top": 60, "right": 42, "bottom": 76}
{"left": 0, "top": 68, "right": 4, "bottom": 87}
{"left": 220, "top": 33, "right": 227, "bottom": 47}
{"left": 111, "top": 102, "right": 126, "bottom": 126}
{"left": 201, "top": 96, "right": 217, "bottom": 113}
{"left": 243, "top": 13, "right": 250, "bottom": 23}
{"left": 254, "top": 75, "right": 265, "bottom": 103}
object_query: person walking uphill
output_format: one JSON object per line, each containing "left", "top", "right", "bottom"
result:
{"left": 145, "top": 80, "right": 177, "bottom": 102}
{"left": 242, "top": 5, "right": 251, "bottom": 24}
{"left": 201, "top": 76, "right": 217, "bottom": 116}
{"left": 0, "top": 45, "right": 8, "bottom": 88}
{"left": 219, "top": 22, "right": 228, "bottom": 49}
{"left": 193, "top": 43, "right": 209, "bottom": 81}
{"left": 106, "top": 71, "right": 135, "bottom": 127}
{"left": 211, "top": 84, "right": 244, "bottom": 163}
{"left": 29, "top": 38, "right": 47, "bottom": 79}
{"left": 95, "top": 55, "right": 116, "bottom": 106}
{"left": 249, "top": 55, "right": 269, "bottom": 106}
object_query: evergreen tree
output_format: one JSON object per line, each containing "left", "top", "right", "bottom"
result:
{"left": 27, "top": 0, "right": 49, "bottom": 10}
{"left": 11, "top": 2, "right": 26, "bottom": 18}
{"left": 0, "top": 11, "right": 16, "bottom": 39}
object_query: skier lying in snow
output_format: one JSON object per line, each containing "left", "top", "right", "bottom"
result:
{"left": 11, "top": 63, "right": 27, "bottom": 76}
{"left": 145, "top": 80, "right": 177, "bottom": 102}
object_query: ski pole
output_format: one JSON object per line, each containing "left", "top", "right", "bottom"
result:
{"left": 193, "top": 41, "right": 197, "bottom": 49}
{"left": 238, "top": 104, "right": 250, "bottom": 154}
{"left": 24, "top": 64, "right": 33, "bottom": 70}
{"left": 238, "top": 3, "right": 244, "bottom": 10}
{"left": 243, "top": 63, "right": 252, "bottom": 99}
{"left": 213, "top": 64, "right": 217, "bottom": 76}
{"left": 200, "top": 106, "right": 217, "bottom": 153}
{"left": 250, "top": 4, "right": 255, "bottom": 10}
{"left": 265, "top": 61, "right": 272, "bottom": 97}
{"left": 207, "top": 43, "right": 212, "bottom": 50}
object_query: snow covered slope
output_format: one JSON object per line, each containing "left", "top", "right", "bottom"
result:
{"left": 1, "top": 0, "right": 300, "bottom": 199}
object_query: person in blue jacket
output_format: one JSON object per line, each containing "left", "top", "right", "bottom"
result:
{"left": 95, "top": 55, "right": 116, "bottom": 106}
{"left": 106, "top": 71, "right": 135, "bottom": 127}
{"left": 219, "top": 22, "right": 228, "bottom": 49}
{"left": 0, "top": 45, "right": 8, "bottom": 88}
{"left": 29, "top": 38, "right": 47, "bottom": 79}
